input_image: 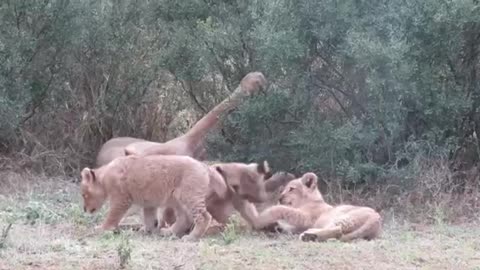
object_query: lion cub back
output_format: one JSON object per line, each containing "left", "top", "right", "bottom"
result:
{"left": 105, "top": 155, "right": 211, "bottom": 207}
{"left": 95, "top": 137, "right": 146, "bottom": 166}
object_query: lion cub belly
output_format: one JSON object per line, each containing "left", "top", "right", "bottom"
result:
{"left": 127, "top": 181, "right": 176, "bottom": 208}
{"left": 131, "top": 195, "right": 171, "bottom": 208}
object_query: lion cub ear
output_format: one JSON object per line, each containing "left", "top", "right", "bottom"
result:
{"left": 213, "top": 165, "right": 225, "bottom": 178}
{"left": 81, "top": 167, "right": 96, "bottom": 183}
{"left": 301, "top": 172, "right": 318, "bottom": 189}
{"left": 257, "top": 160, "right": 272, "bottom": 179}
{"left": 124, "top": 147, "right": 134, "bottom": 156}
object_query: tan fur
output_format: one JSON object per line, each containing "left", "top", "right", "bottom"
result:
{"left": 124, "top": 72, "right": 267, "bottom": 158}
{"left": 95, "top": 137, "right": 146, "bottom": 167}
{"left": 80, "top": 155, "right": 222, "bottom": 241}
{"left": 251, "top": 172, "right": 382, "bottom": 242}
{"left": 94, "top": 72, "right": 267, "bottom": 167}
{"left": 161, "top": 161, "right": 274, "bottom": 231}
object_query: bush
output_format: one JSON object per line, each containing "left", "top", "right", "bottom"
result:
{"left": 1, "top": 0, "right": 479, "bottom": 199}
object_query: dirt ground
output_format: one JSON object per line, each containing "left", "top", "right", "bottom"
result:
{"left": 0, "top": 173, "right": 479, "bottom": 270}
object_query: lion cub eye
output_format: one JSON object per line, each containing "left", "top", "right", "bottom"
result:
{"left": 289, "top": 187, "right": 295, "bottom": 192}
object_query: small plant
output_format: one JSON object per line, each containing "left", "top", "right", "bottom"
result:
{"left": 66, "top": 203, "right": 104, "bottom": 226}
{"left": 117, "top": 234, "right": 132, "bottom": 269}
{"left": 66, "top": 204, "right": 88, "bottom": 226}
{"left": 220, "top": 221, "right": 239, "bottom": 245}
{"left": 430, "top": 202, "right": 450, "bottom": 229}
{"left": 23, "top": 201, "right": 61, "bottom": 225}
{"left": 0, "top": 223, "right": 13, "bottom": 249}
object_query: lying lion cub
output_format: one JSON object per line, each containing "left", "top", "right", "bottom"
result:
{"left": 252, "top": 172, "right": 382, "bottom": 242}
{"left": 80, "top": 154, "right": 225, "bottom": 241}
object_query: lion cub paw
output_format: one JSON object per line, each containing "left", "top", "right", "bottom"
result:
{"left": 180, "top": 234, "right": 199, "bottom": 242}
{"left": 95, "top": 224, "right": 116, "bottom": 231}
{"left": 159, "top": 228, "right": 175, "bottom": 237}
{"left": 139, "top": 226, "right": 156, "bottom": 234}
{"left": 299, "top": 231, "right": 319, "bottom": 242}
{"left": 95, "top": 224, "right": 121, "bottom": 235}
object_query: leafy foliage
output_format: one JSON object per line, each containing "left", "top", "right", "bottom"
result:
{"left": 1, "top": 0, "right": 480, "bottom": 191}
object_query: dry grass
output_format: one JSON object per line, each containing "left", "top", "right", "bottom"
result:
{"left": 0, "top": 172, "right": 480, "bottom": 270}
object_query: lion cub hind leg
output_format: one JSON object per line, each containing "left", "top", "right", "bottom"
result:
{"left": 141, "top": 207, "right": 158, "bottom": 233}
{"left": 180, "top": 194, "right": 212, "bottom": 241}
{"left": 299, "top": 226, "right": 343, "bottom": 242}
{"left": 159, "top": 203, "right": 192, "bottom": 238}
{"left": 168, "top": 193, "right": 212, "bottom": 241}
{"left": 339, "top": 210, "right": 382, "bottom": 242}
{"left": 156, "top": 207, "right": 176, "bottom": 230}
{"left": 183, "top": 210, "right": 212, "bottom": 242}
{"left": 300, "top": 208, "right": 382, "bottom": 242}
{"left": 162, "top": 207, "right": 176, "bottom": 226}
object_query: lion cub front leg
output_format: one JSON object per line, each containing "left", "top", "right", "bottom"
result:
{"left": 232, "top": 195, "right": 259, "bottom": 228}
{"left": 98, "top": 199, "right": 132, "bottom": 231}
{"left": 252, "top": 205, "right": 311, "bottom": 233}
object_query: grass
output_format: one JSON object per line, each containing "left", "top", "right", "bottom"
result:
{"left": 0, "top": 172, "right": 480, "bottom": 270}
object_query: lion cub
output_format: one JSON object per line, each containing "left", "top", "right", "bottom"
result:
{"left": 158, "top": 163, "right": 297, "bottom": 235}
{"left": 252, "top": 172, "right": 382, "bottom": 242}
{"left": 160, "top": 161, "right": 275, "bottom": 230}
{"left": 80, "top": 154, "right": 222, "bottom": 241}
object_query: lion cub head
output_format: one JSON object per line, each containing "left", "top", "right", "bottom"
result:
{"left": 279, "top": 172, "right": 323, "bottom": 208}
{"left": 80, "top": 167, "right": 107, "bottom": 214}
{"left": 212, "top": 160, "right": 272, "bottom": 203}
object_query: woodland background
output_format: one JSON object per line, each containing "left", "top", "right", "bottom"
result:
{"left": 1, "top": 0, "right": 480, "bottom": 219}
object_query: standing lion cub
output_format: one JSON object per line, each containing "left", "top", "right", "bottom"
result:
{"left": 252, "top": 172, "right": 382, "bottom": 242}
{"left": 80, "top": 154, "right": 224, "bottom": 241}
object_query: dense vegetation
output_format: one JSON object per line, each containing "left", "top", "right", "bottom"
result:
{"left": 1, "top": 1, "right": 480, "bottom": 197}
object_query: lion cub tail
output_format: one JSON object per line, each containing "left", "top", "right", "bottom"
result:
{"left": 208, "top": 166, "right": 228, "bottom": 199}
